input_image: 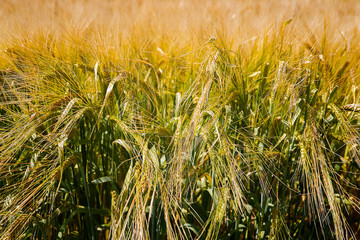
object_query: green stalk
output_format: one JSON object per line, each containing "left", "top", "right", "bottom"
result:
{"left": 256, "top": 63, "right": 269, "bottom": 110}
{"left": 151, "top": 194, "right": 157, "bottom": 240}
{"left": 80, "top": 120, "right": 96, "bottom": 240}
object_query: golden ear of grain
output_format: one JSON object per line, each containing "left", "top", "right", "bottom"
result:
{"left": 206, "top": 51, "right": 220, "bottom": 74}
{"left": 342, "top": 104, "right": 360, "bottom": 112}
{"left": 90, "top": 73, "right": 127, "bottom": 137}
{"left": 54, "top": 154, "right": 80, "bottom": 180}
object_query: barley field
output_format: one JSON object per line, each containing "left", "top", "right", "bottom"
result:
{"left": 0, "top": 0, "right": 360, "bottom": 239}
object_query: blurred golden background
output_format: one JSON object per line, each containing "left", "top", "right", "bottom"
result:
{"left": 1, "top": 0, "right": 359, "bottom": 44}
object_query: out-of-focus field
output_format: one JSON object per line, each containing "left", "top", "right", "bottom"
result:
{"left": 1, "top": 0, "right": 360, "bottom": 43}
{"left": 0, "top": 1, "right": 360, "bottom": 240}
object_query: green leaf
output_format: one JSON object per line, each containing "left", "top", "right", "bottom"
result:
{"left": 91, "top": 176, "right": 113, "bottom": 185}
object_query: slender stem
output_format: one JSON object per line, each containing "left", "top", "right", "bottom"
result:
{"left": 80, "top": 120, "right": 96, "bottom": 240}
